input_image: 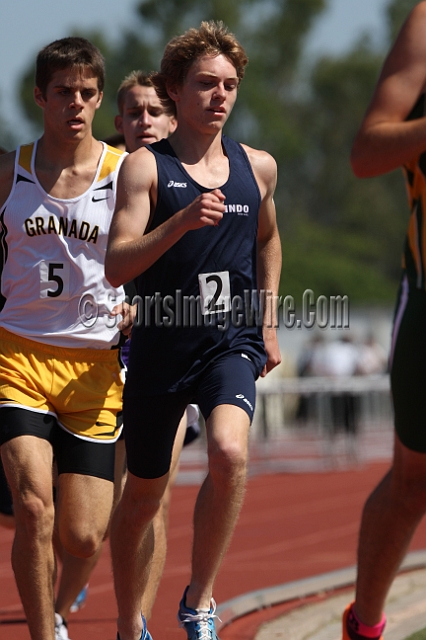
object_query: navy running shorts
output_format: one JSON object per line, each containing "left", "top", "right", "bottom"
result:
{"left": 124, "top": 352, "right": 258, "bottom": 479}
{"left": 0, "top": 407, "right": 116, "bottom": 481}
{"left": 391, "top": 279, "right": 426, "bottom": 452}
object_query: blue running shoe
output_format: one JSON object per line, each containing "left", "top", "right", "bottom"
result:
{"left": 70, "top": 584, "right": 88, "bottom": 613}
{"left": 117, "top": 614, "right": 153, "bottom": 640}
{"left": 177, "top": 587, "right": 220, "bottom": 640}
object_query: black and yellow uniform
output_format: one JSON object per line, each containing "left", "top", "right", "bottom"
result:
{"left": 391, "top": 94, "right": 426, "bottom": 452}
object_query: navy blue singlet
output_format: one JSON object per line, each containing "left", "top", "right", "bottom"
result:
{"left": 125, "top": 135, "right": 267, "bottom": 395}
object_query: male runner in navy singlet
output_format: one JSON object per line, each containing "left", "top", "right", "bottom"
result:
{"left": 105, "top": 21, "right": 282, "bottom": 640}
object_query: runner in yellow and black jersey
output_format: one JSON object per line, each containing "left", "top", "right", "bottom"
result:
{"left": 343, "top": 4, "right": 426, "bottom": 640}
{"left": 0, "top": 37, "right": 130, "bottom": 640}
{"left": 402, "top": 93, "right": 426, "bottom": 289}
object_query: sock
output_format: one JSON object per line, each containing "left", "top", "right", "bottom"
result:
{"left": 54, "top": 613, "right": 67, "bottom": 628}
{"left": 346, "top": 603, "right": 386, "bottom": 640}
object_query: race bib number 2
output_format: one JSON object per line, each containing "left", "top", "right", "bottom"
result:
{"left": 198, "top": 270, "right": 231, "bottom": 316}
{"left": 39, "top": 261, "right": 71, "bottom": 299}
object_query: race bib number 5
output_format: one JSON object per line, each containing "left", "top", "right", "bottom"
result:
{"left": 39, "top": 261, "right": 71, "bottom": 299}
{"left": 198, "top": 270, "right": 231, "bottom": 315}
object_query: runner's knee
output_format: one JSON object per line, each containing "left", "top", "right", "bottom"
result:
{"left": 60, "top": 524, "right": 105, "bottom": 558}
{"left": 14, "top": 493, "right": 54, "bottom": 541}
{"left": 208, "top": 439, "right": 247, "bottom": 482}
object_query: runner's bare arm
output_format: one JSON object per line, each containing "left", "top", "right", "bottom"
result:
{"left": 351, "top": 1, "right": 426, "bottom": 177}
{"left": 105, "top": 148, "right": 225, "bottom": 287}
{"left": 246, "top": 146, "right": 282, "bottom": 376}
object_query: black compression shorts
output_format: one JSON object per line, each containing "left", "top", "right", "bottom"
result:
{"left": 391, "top": 279, "right": 426, "bottom": 452}
{"left": 0, "top": 407, "right": 116, "bottom": 481}
{"left": 124, "top": 351, "right": 257, "bottom": 479}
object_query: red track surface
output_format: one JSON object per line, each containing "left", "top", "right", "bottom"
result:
{"left": 2, "top": 461, "right": 426, "bottom": 640}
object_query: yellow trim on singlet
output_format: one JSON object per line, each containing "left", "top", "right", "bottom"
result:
{"left": 407, "top": 212, "right": 422, "bottom": 285}
{"left": 18, "top": 143, "right": 34, "bottom": 175}
{"left": 402, "top": 150, "right": 426, "bottom": 288}
{"left": 18, "top": 143, "right": 125, "bottom": 183}
{"left": 97, "top": 145, "right": 126, "bottom": 182}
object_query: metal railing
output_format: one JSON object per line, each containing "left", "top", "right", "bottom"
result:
{"left": 253, "top": 374, "right": 392, "bottom": 438}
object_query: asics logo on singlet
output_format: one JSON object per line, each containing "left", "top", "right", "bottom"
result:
{"left": 235, "top": 394, "right": 253, "bottom": 411}
{"left": 167, "top": 180, "right": 187, "bottom": 188}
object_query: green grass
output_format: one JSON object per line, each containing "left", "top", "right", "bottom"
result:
{"left": 405, "top": 628, "right": 426, "bottom": 640}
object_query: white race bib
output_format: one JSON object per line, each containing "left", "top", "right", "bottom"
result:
{"left": 198, "top": 270, "right": 231, "bottom": 316}
{"left": 39, "top": 261, "right": 71, "bottom": 299}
